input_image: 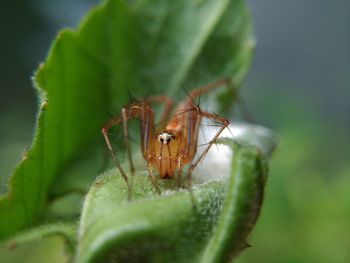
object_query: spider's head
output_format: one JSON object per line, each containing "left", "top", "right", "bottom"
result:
{"left": 158, "top": 131, "right": 175, "bottom": 145}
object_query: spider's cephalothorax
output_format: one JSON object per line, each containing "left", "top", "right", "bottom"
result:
{"left": 102, "top": 78, "right": 231, "bottom": 198}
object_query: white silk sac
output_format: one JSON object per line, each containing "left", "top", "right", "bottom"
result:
{"left": 193, "top": 123, "right": 277, "bottom": 184}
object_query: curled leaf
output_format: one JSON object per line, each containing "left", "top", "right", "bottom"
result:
{"left": 76, "top": 145, "right": 268, "bottom": 262}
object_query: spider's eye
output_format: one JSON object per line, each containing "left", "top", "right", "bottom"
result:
{"left": 167, "top": 138, "right": 171, "bottom": 143}
{"left": 160, "top": 138, "right": 164, "bottom": 143}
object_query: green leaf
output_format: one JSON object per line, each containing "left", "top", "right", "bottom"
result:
{"left": 0, "top": 0, "right": 254, "bottom": 239}
{"left": 76, "top": 145, "right": 267, "bottom": 263}
{"left": 201, "top": 147, "right": 267, "bottom": 262}
{"left": 5, "top": 223, "right": 77, "bottom": 254}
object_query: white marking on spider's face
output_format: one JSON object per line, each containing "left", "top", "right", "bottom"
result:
{"left": 158, "top": 132, "right": 174, "bottom": 145}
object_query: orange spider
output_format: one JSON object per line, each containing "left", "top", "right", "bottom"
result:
{"left": 102, "top": 79, "right": 231, "bottom": 199}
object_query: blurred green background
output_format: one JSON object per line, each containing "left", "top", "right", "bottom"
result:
{"left": 0, "top": 0, "right": 349, "bottom": 262}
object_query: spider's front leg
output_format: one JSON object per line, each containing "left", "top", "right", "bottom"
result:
{"left": 178, "top": 109, "right": 229, "bottom": 205}
{"left": 101, "top": 104, "right": 151, "bottom": 200}
{"left": 147, "top": 162, "right": 161, "bottom": 195}
{"left": 187, "top": 111, "right": 230, "bottom": 184}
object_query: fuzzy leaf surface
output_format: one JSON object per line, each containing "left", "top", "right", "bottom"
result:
{"left": 76, "top": 146, "right": 267, "bottom": 263}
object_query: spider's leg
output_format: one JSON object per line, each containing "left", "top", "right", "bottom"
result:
{"left": 101, "top": 115, "right": 131, "bottom": 198}
{"left": 102, "top": 104, "right": 152, "bottom": 200}
{"left": 186, "top": 111, "right": 229, "bottom": 195}
{"left": 147, "top": 164, "right": 161, "bottom": 195}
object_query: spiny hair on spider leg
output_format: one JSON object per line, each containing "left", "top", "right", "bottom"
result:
{"left": 197, "top": 142, "right": 211, "bottom": 147}
{"left": 181, "top": 86, "right": 196, "bottom": 106}
{"left": 125, "top": 85, "right": 140, "bottom": 104}
{"left": 181, "top": 86, "right": 206, "bottom": 110}
{"left": 226, "top": 125, "right": 235, "bottom": 138}
{"left": 202, "top": 124, "right": 226, "bottom": 127}
{"left": 154, "top": 107, "right": 198, "bottom": 127}
{"left": 200, "top": 120, "right": 208, "bottom": 144}
{"left": 125, "top": 84, "right": 157, "bottom": 104}
{"left": 125, "top": 84, "right": 158, "bottom": 105}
